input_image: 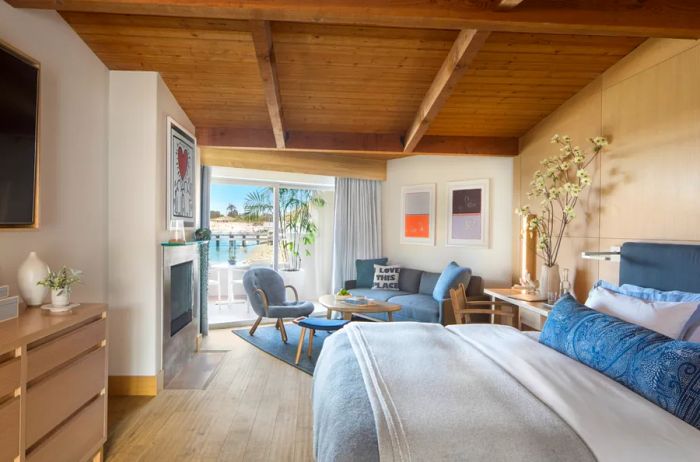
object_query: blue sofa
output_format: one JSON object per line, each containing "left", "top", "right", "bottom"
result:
{"left": 343, "top": 260, "right": 485, "bottom": 324}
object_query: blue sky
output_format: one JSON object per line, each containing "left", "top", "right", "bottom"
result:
{"left": 210, "top": 184, "right": 261, "bottom": 215}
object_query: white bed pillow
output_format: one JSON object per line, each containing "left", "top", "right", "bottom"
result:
{"left": 585, "top": 286, "right": 700, "bottom": 339}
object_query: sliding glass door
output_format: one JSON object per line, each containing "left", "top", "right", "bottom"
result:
{"left": 207, "top": 179, "right": 333, "bottom": 327}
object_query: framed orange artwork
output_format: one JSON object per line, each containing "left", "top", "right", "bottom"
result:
{"left": 401, "top": 184, "right": 435, "bottom": 246}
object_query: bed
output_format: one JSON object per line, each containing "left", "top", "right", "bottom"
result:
{"left": 312, "top": 243, "right": 700, "bottom": 461}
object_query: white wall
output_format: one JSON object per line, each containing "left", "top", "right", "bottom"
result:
{"left": 383, "top": 155, "right": 514, "bottom": 287}
{"left": 108, "top": 72, "right": 195, "bottom": 376}
{"left": 0, "top": 4, "right": 109, "bottom": 303}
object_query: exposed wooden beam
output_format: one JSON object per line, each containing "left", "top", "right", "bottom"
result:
{"left": 403, "top": 29, "right": 490, "bottom": 153}
{"left": 197, "top": 127, "right": 518, "bottom": 157}
{"left": 8, "top": 1, "right": 700, "bottom": 38}
{"left": 200, "top": 147, "right": 387, "bottom": 181}
{"left": 249, "top": 20, "right": 286, "bottom": 148}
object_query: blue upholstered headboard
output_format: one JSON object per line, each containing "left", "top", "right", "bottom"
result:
{"left": 620, "top": 242, "right": 700, "bottom": 292}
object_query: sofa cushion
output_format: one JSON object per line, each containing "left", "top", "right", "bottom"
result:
{"left": 348, "top": 288, "right": 411, "bottom": 302}
{"left": 388, "top": 294, "right": 440, "bottom": 323}
{"left": 356, "top": 258, "right": 388, "bottom": 288}
{"left": 418, "top": 272, "right": 441, "bottom": 295}
{"left": 398, "top": 268, "right": 423, "bottom": 293}
{"left": 433, "top": 262, "right": 471, "bottom": 300}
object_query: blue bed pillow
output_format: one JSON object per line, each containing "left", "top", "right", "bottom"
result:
{"left": 540, "top": 294, "right": 700, "bottom": 429}
{"left": 356, "top": 258, "right": 388, "bottom": 288}
{"left": 432, "top": 262, "right": 471, "bottom": 301}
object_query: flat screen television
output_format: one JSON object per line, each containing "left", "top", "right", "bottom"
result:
{"left": 0, "top": 43, "right": 39, "bottom": 228}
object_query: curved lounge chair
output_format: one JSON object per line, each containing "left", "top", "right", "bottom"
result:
{"left": 243, "top": 267, "right": 315, "bottom": 343}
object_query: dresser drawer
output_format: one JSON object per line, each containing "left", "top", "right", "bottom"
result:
{"left": 26, "top": 346, "right": 106, "bottom": 447}
{"left": 0, "top": 397, "right": 20, "bottom": 461}
{"left": 0, "top": 355, "right": 20, "bottom": 398}
{"left": 27, "top": 394, "right": 105, "bottom": 462}
{"left": 28, "top": 317, "right": 106, "bottom": 381}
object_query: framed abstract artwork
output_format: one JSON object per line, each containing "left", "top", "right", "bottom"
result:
{"left": 447, "top": 179, "right": 489, "bottom": 247}
{"left": 400, "top": 184, "right": 435, "bottom": 246}
{"left": 167, "top": 117, "right": 197, "bottom": 229}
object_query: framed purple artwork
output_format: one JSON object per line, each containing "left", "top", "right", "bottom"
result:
{"left": 167, "top": 117, "right": 197, "bottom": 229}
{"left": 447, "top": 179, "right": 489, "bottom": 247}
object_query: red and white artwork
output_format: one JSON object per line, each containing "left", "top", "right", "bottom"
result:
{"left": 401, "top": 184, "right": 435, "bottom": 246}
{"left": 167, "top": 118, "right": 196, "bottom": 228}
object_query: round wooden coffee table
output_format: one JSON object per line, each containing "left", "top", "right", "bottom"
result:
{"left": 319, "top": 294, "right": 401, "bottom": 321}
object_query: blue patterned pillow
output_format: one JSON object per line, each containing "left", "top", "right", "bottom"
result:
{"left": 540, "top": 294, "right": 700, "bottom": 429}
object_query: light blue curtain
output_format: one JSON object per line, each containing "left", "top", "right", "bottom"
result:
{"left": 199, "top": 166, "right": 211, "bottom": 335}
{"left": 332, "top": 178, "right": 383, "bottom": 292}
{"left": 200, "top": 166, "right": 211, "bottom": 230}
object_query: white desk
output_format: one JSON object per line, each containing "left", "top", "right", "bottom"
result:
{"left": 484, "top": 288, "right": 552, "bottom": 331}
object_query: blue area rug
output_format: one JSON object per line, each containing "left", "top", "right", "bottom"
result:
{"left": 232, "top": 323, "right": 333, "bottom": 375}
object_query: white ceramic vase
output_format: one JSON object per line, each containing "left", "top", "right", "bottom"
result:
{"left": 17, "top": 252, "right": 50, "bottom": 306}
{"left": 51, "top": 289, "right": 70, "bottom": 307}
{"left": 539, "top": 263, "right": 561, "bottom": 302}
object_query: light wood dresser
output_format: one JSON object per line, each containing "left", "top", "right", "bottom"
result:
{"left": 0, "top": 304, "right": 107, "bottom": 462}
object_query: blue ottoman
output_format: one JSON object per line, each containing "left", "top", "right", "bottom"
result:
{"left": 293, "top": 317, "right": 349, "bottom": 364}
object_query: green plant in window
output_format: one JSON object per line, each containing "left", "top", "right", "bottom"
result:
{"left": 244, "top": 187, "right": 326, "bottom": 271}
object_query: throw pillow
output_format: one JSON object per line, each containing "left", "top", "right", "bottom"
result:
{"left": 356, "top": 258, "right": 388, "bottom": 288}
{"left": 540, "top": 294, "right": 700, "bottom": 430}
{"left": 432, "top": 262, "right": 471, "bottom": 300}
{"left": 372, "top": 265, "right": 400, "bottom": 290}
{"left": 585, "top": 286, "right": 700, "bottom": 339}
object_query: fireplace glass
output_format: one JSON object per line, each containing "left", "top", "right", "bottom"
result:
{"left": 170, "top": 261, "right": 193, "bottom": 336}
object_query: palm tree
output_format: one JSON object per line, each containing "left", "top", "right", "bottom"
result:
{"left": 243, "top": 187, "right": 326, "bottom": 270}
{"left": 226, "top": 203, "right": 239, "bottom": 218}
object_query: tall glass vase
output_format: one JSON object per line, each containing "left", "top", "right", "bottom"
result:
{"left": 539, "top": 263, "right": 561, "bottom": 303}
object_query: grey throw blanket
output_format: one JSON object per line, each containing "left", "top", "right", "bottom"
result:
{"left": 313, "top": 323, "right": 594, "bottom": 461}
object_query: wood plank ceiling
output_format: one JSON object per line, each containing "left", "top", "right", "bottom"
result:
{"left": 58, "top": 10, "right": 645, "bottom": 159}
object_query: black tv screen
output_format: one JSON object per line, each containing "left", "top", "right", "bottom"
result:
{"left": 0, "top": 44, "right": 39, "bottom": 227}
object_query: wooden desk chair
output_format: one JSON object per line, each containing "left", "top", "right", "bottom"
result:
{"left": 450, "top": 283, "right": 520, "bottom": 329}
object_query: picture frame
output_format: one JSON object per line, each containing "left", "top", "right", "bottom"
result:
{"left": 400, "top": 184, "right": 436, "bottom": 246}
{"left": 167, "top": 116, "right": 197, "bottom": 229}
{"left": 447, "top": 179, "right": 490, "bottom": 247}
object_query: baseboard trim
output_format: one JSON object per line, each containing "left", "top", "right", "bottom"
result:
{"left": 109, "top": 375, "right": 160, "bottom": 396}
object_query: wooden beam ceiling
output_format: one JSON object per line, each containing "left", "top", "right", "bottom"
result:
{"left": 9, "top": 0, "right": 700, "bottom": 38}
{"left": 58, "top": 11, "right": 644, "bottom": 156}
{"left": 197, "top": 128, "right": 519, "bottom": 157}
{"left": 403, "top": 29, "right": 490, "bottom": 153}
{"left": 250, "top": 20, "right": 286, "bottom": 148}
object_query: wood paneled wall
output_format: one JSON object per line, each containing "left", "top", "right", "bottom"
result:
{"left": 515, "top": 38, "right": 700, "bottom": 299}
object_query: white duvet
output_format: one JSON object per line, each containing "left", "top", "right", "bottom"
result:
{"left": 344, "top": 322, "right": 700, "bottom": 461}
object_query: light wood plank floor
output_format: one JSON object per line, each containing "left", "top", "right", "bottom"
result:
{"left": 106, "top": 332, "right": 314, "bottom": 461}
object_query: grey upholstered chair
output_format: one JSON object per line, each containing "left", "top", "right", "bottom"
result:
{"left": 243, "top": 267, "right": 315, "bottom": 342}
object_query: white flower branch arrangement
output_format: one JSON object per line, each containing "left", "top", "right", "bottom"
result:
{"left": 516, "top": 134, "right": 608, "bottom": 268}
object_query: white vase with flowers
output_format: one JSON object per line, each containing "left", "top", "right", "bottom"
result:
{"left": 516, "top": 134, "right": 608, "bottom": 300}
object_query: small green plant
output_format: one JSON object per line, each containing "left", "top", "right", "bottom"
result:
{"left": 37, "top": 267, "right": 82, "bottom": 295}
{"left": 194, "top": 227, "right": 212, "bottom": 241}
